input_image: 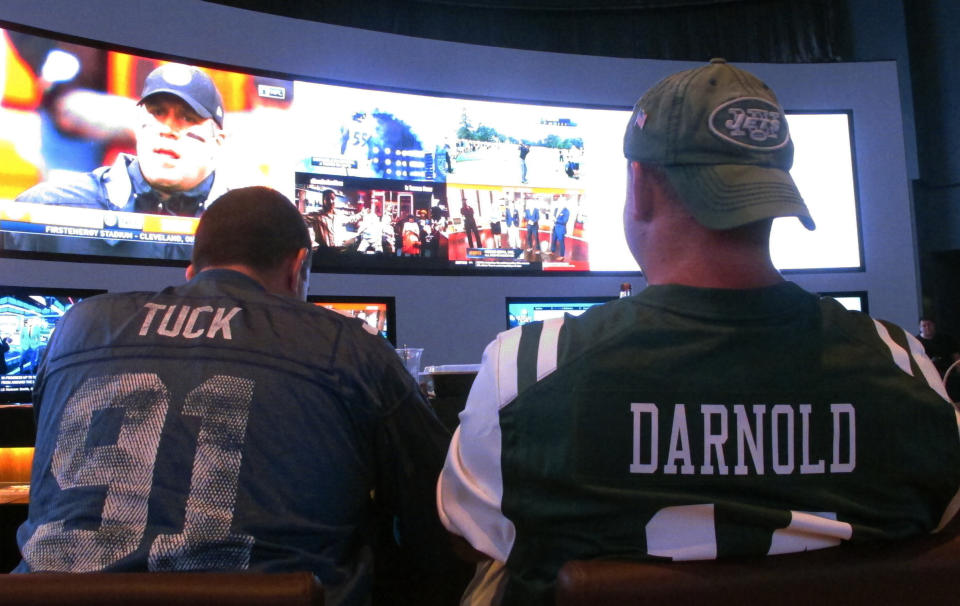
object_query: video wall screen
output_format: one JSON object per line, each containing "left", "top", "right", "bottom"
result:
{"left": 506, "top": 296, "right": 614, "bottom": 328}
{"left": 820, "top": 290, "right": 868, "bottom": 313}
{"left": 307, "top": 295, "right": 397, "bottom": 345}
{"left": 0, "top": 24, "right": 862, "bottom": 274}
{"left": 0, "top": 286, "right": 105, "bottom": 403}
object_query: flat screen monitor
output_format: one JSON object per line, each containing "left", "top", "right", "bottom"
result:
{"left": 0, "top": 23, "right": 862, "bottom": 275}
{"left": 0, "top": 286, "right": 105, "bottom": 403}
{"left": 506, "top": 296, "right": 614, "bottom": 329}
{"left": 307, "top": 295, "right": 397, "bottom": 345}
{"left": 820, "top": 290, "right": 868, "bottom": 313}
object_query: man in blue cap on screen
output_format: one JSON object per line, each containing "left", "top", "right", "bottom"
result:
{"left": 438, "top": 59, "right": 960, "bottom": 606}
{"left": 3, "top": 63, "right": 227, "bottom": 259}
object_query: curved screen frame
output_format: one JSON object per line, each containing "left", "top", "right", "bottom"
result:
{"left": 0, "top": 20, "right": 862, "bottom": 277}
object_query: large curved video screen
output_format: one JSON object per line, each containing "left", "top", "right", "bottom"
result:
{"left": 0, "top": 24, "right": 861, "bottom": 274}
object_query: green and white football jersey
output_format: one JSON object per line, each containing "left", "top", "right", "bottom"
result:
{"left": 438, "top": 281, "right": 960, "bottom": 606}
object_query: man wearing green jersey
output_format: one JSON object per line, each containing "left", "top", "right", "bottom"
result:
{"left": 437, "top": 59, "right": 960, "bottom": 606}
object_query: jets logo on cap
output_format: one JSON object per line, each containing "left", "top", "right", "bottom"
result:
{"left": 708, "top": 97, "right": 789, "bottom": 150}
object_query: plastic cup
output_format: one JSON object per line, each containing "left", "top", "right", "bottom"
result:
{"left": 396, "top": 347, "right": 423, "bottom": 378}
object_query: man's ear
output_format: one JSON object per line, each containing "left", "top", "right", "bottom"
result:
{"left": 185, "top": 264, "right": 196, "bottom": 281}
{"left": 629, "top": 161, "right": 659, "bottom": 223}
{"left": 626, "top": 161, "right": 644, "bottom": 221}
{"left": 286, "top": 247, "right": 310, "bottom": 299}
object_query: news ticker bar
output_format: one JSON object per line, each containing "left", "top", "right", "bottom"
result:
{"left": 0, "top": 200, "right": 198, "bottom": 244}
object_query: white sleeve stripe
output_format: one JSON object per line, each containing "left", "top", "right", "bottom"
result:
{"left": 437, "top": 428, "right": 514, "bottom": 561}
{"left": 645, "top": 504, "right": 717, "bottom": 560}
{"left": 935, "top": 410, "right": 960, "bottom": 532}
{"left": 903, "top": 332, "right": 951, "bottom": 401}
{"left": 768, "top": 511, "right": 851, "bottom": 555}
{"left": 436, "top": 335, "right": 517, "bottom": 562}
{"left": 873, "top": 319, "right": 913, "bottom": 376}
{"left": 536, "top": 317, "right": 565, "bottom": 381}
{"left": 497, "top": 328, "right": 521, "bottom": 409}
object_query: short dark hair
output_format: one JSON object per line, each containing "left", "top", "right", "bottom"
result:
{"left": 191, "top": 186, "right": 310, "bottom": 273}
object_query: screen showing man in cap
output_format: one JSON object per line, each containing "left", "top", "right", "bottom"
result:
{"left": 437, "top": 59, "right": 960, "bottom": 606}
{"left": 131, "top": 63, "right": 226, "bottom": 214}
{"left": 2, "top": 63, "right": 227, "bottom": 259}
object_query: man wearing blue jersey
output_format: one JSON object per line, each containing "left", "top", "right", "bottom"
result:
{"left": 438, "top": 59, "right": 960, "bottom": 606}
{"left": 16, "top": 186, "right": 457, "bottom": 605}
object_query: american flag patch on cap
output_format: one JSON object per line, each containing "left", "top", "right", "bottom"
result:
{"left": 635, "top": 109, "right": 647, "bottom": 129}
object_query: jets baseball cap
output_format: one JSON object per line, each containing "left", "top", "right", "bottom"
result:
{"left": 623, "top": 58, "right": 814, "bottom": 230}
{"left": 139, "top": 64, "right": 225, "bottom": 128}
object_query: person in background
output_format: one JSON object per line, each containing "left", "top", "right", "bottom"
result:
{"left": 0, "top": 336, "right": 10, "bottom": 375}
{"left": 16, "top": 320, "right": 40, "bottom": 373}
{"left": 2, "top": 32, "right": 135, "bottom": 178}
{"left": 917, "top": 317, "right": 960, "bottom": 400}
{"left": 523, "top": 200, "right": 539, "bottom": 252}
{"left": 420, "top": 219, "right": 440, "bottom": 258}
{"left": 518, "top": 142, "right": 530, "bottom": 184}
{"left": 15, "top": 186, "right": 459, "bottom": 606}
{"left": 505, "top": 201, "right": 521, "bottom": 250}
{"left": 355, "top": 200, "right": 385, "bottom": 254}
{"left": 438, "top": 59, "right": 960, "bottom": 605}
{"left": 917, "top": 318, "right": 960, "bottom": 375}
{"left": 489, "top": 211, "right": 504, "bottom": 249}
{"left": 401, "top": 214, "right": 422, "bottom": 256}
{"left": 549, "top": 199, "right": 570, "bottom": 260}
{"left": 461, "top": 200, "right": 483, "bottom": 250}
{"left": 306, "top": 189, "right": 337, "bottom": 249}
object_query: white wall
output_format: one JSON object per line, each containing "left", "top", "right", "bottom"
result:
{"left": 0, "top": 0, "right": 920, "bottom": 365}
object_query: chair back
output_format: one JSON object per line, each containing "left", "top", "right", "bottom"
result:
{"left": 556, "top": 526, "right": 960, "bottom": 606}
{"left": 0, "top": 571, "right": 323, "bottom": 606}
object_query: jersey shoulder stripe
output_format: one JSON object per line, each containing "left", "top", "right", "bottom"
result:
{"left": 873, "top": 317, "right": 949, "bottom": 400}
{"left": 493, "top": 327, "right": 522, "bottom": 409}
{"left": 818, "top": 297, "right": 949, "bottom": 401}
{"left": 516, "top": 322, "right": 542, "bottom": 395}
{"left": 902, "top": 330, "right": 950, "bottom": 398}
{"left": 536, "top": 317, "right": 565, "bottom": 381}
{"left": 513, "top": 317, "right": 565, "bottom": 398}
{"left": 872, "top": 318, "right": 915, "bottom": 376}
